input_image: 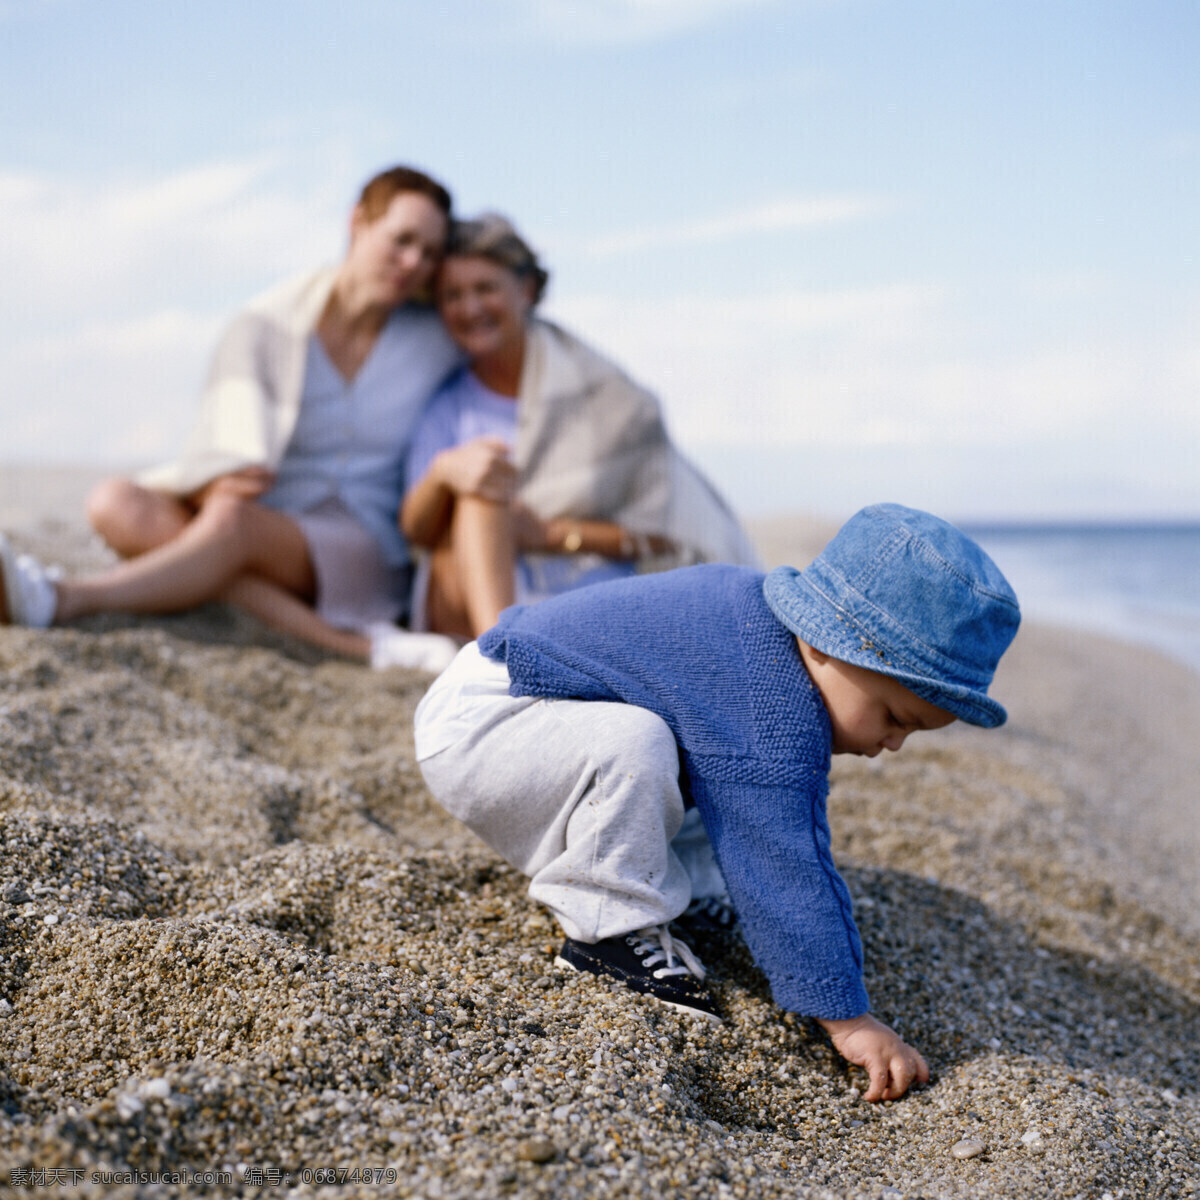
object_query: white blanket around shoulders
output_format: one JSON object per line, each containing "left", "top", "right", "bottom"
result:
{"left": 136, "top": 268, "right": 337, "bottom": 497}
{"left": 515, "top": 320, "right": 760, "bottom": 569}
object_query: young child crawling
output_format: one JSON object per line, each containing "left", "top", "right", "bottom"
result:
{"left": 414, "top": 503, "right": 1020, "bottom": 1101}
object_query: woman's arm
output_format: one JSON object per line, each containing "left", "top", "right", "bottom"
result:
{"left": 401, "top": 437, "right": 516, "bottom": 548}
{"left": 189, "top": 466, "right": 277, "bottom": 508}
{"left": 514, "top": 510, "right": 674, "bottom": 560}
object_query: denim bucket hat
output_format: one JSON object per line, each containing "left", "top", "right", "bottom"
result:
{"left": 763, "top": 503, "right": 1020, "bottom": 728}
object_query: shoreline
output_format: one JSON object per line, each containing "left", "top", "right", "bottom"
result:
{"left": 0, "top": 467, "right": 1196, "bottom": 1197}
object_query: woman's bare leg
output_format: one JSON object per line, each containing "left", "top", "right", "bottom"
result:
{"left": 220, "top": 575, "right": 370, "bottom": 659}
{"left": 456, "top": 496, "right": 517, "bottom": 634}
{"left": 423, "top": 543, "right": 472, "bottom": 639}
{"left": 87, "top": 477, "right": 193, "bottom": 558}
{"left": 424, "top": 495, "right": 516, "bottom": 638}
{"left": 53, "top": 492, "right": 315, "bottom": 623}
{"left": 4, "top": 483, "right": 381, "bottom": 660}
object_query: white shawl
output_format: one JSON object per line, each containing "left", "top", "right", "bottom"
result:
{"left": 515, "top": 320, "right": 760, "bottom": 569}
{"left": 136, "top": 268, "right": 337, "bottom": 496}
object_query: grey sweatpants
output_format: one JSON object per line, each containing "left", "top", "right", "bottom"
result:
{"left": 414, "top": 642, "right": 727, "bottom": 943}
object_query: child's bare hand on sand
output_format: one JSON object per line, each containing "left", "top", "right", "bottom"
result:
{"left": 818, "top": 1013, "right": 929, "bottom": 1101}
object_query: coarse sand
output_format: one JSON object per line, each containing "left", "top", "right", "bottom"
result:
{"left": 0, "top": 467, "right": 1196, "bottom": 1198}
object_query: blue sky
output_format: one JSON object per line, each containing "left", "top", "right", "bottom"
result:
{"left": 1, "top": 0, "right": 1196, "bottom": 521}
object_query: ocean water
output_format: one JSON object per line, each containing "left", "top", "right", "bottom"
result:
{"left": 964, "top": 523, "right": 1200, "bottom": 676}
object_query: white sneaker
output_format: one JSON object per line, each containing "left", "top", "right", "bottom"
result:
{"left": 0, "top": 533, "right": 58, "bottom": 628}
{"left": 367, "top": 623, "right": 460, "bottom": 674}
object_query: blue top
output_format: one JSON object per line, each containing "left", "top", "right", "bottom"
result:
{"left": 477, "top": 563, "right": 870, "bottom": 1019}
{"left": 405, "top": 365, "right": 520, "bottom": 487}
{"left": 262, "top": 306, "right": 460, "bottom": 567}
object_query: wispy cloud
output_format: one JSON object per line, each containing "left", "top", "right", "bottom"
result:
{"left": 0, "top": 159, "right": 344, "bottom": 462}
{"left": 551, "top": 194, "right": 892, "bottom": 258}
{"left": 0, "top": 159, "right": 341, "bottom": 323}
{"left": 545, "top": 284, "right": 1189, "bottom": 459}
{"left": 2, "top": 309, "right": 221, "bottom": 462}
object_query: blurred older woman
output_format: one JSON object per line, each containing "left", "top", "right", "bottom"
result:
{"left": 1, "top": 165, "right": 462, "bottom": 670}
{"left": 402, "top": 214, "right": 758, "bottom": 638}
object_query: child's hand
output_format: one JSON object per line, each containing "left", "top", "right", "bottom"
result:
{"left": 817, "top": 1013, "right": 929, "bottom": 1102}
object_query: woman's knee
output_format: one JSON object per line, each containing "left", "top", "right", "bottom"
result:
{"left": 86, "top": 477, "right": 186, "bottom": 556}
{"left": 86, "top": 476, "right": 138, "bottom": 534}
{"left": 192, "top": 493, "right": 314, "bottom": 594}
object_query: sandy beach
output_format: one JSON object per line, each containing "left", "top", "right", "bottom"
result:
{"left": 0, "top": 466, "right": 1197, "bottom": 1198}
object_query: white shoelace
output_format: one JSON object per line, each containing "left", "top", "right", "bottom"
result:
{"left": 628, "top": 925, "right": 706, "bottom": 981}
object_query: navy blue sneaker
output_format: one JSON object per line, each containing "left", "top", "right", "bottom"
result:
{"left": 554, "top": 925, "right": 720, "bottom": 1023}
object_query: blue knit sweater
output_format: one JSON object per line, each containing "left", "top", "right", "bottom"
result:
{"left": 477, "top": 563, "right": 870, "bottom": 1019}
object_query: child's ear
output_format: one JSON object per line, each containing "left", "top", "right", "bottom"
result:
{"left": 799, "top": 639, "right": 829, "bottom": 665}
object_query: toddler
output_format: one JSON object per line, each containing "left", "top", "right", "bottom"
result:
{"left": 414, "top": 503, "right": 1020, "bottom": 1101}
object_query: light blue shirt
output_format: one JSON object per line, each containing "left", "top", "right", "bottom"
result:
{"left": 405, "top": 365, "right": 519, "bottom": 488}
{"left": 262, "top": 306, "right": 460, "bottom": 567}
